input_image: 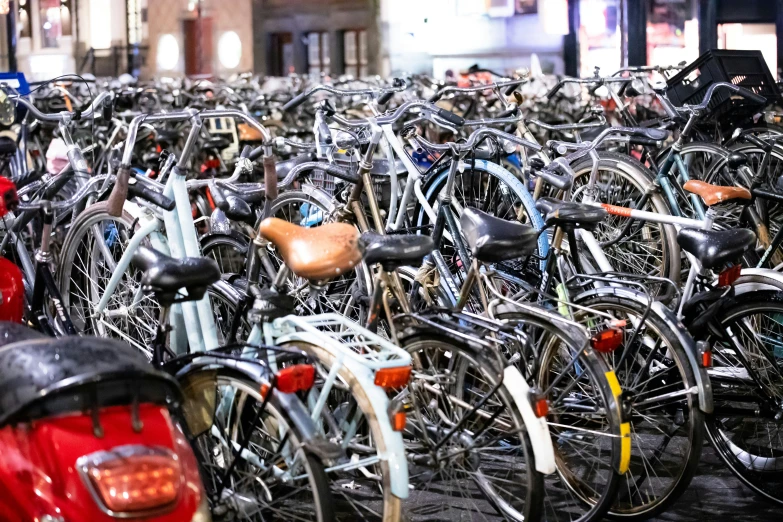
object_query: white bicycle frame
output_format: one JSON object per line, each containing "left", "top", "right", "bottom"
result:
{"left": 94, "top": 108, "right": 270, "bottom": 354}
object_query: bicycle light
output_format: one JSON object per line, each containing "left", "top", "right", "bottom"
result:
{"left": 718, "top": 264, "right": 742, "bottom": 288}
{"left": 275, "top": 364, "right": 316, "bottom": 394}
{"left": 529, "top": 390, "right": 549, "bottom": 418}
{"left": 698, "top": 341, "right": 712, "bottom": 368}
{"left": 375, "top": 366, "right": 412, "bottom": 390}
{"left": 591, "top": 327, "right": 624, "bottom": 353}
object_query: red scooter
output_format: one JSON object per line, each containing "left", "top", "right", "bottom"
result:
{"left": 0, "top": 177, "right": 23, "bottom": 323}
{"left": 0, "top": 322, "right": 211, "bottom": 521}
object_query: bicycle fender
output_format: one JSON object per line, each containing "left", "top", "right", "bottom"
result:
{"left": 575, "top": 286, "right": 713, "bottom": 414}
{"left": 735, "top": 268, "right": 783, "bottom": 294}
{"left": 502, "top": 365, "right": 556, "bottom": 474}
{"left": 275, "top": 331, "right": 410, "bottom": 499}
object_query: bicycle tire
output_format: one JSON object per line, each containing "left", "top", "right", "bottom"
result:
{"left": 569, "top": 151, "right": 680, "bottom": 286}
{"left": 704, "top": 290, "right": 783, "bottom": 505}
{"left": 400, "top": 332, "right": 544, "bottom": 522}
{"left": 574, "top": 293, "right": 705, "bottom": 519}
{"left": 178, "top": 367, "right": 335, "bottom": 522}
{"left": 496, "top": 310, "right": 623, "bottom": 522}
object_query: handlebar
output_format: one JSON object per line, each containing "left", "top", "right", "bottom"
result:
{"left": 282, "top": 80, "right": 408, "bottom": 112}
{"left": 9, "top": 91, "right": 114, "bottom": 123}
{"left": 545, "top": 76, "right": 632, "bottom": 99}
{"left": 407, "top": 127, "right": 541, "bottom": 154}
{"left": 678, "top": 81, "right": 768, "bottom": 112}
{"left": 428, "top": 78, "right": 527, "bottom": 102}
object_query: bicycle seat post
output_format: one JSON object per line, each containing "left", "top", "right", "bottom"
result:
{"left": 34, "top": 201, "right": 53, "bottom": 266}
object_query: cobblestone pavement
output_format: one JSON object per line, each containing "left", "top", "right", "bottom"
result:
{"left": 647, "top": 446, "right": 780, "bottom": 522}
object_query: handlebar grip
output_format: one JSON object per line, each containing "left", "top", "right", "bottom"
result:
{"left": 436, "top": 107, "right": 465, "bottom": 127}
{"left": 428, "top": 91, "right": 443, "bottom": 103}
{"left": 546, "top": 81, "right": 565, "bottom": 99}
{"left": 536, "top": 158, "right": 574, "bottom": 191}
{"left": 208, "top": 181, "right": 229, "bottom": 211}
{"left": 377, "top": 90, "right": 395, "bottom": 105}
{"left": 128, "top": 182, "right": 175, "bottom": 211}
{"left": 248, "top": 145, "right": 265, "bottom": 162}
{"left": 240, "top": 145, "right": 252, "bottom": 159}
{"left": 263, "top": 155, "right": 278, "bottom": 202}
{"left": 504, "top": 83, "right": 519, "bottom": 96}
{"left": 106, "top": 166, "right": 131, "bottom": 217}
{"left": 628, "top": 136, "right": 663, "bottom": 147}
{"left": 282, "top": 91, "right": 309, "bottom": 112}
{"left": 102, "top": 97, "right": 113, "bottom": 121}
{"left": 735, "top": 86, "right": 767, "bottom": 106}
{"left": 497, "top": 106, "right": 520, "bottom": 119}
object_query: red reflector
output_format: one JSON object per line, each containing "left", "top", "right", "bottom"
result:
{"left": 718, "top": 264, "right": 742, "bottom": 287}
{"left": 392, "top": 411, "right": 406, "bottom": 431}
{"left": 591, "top": 327, "right": 623, "bottom": 353}
{"left": 702, "top": 350, "right": 712, "bottom": 367}
{"left": 533, "top": 397, "right": 549, "bottom": 418}
{"left": 79, "top": 447, "right": 181, "bottom": 514}
{"left": 375, "top": 366, "right": 412, "bottom": 389}
{"left": 276, "top": 364, "right": 316, "bottom": 394}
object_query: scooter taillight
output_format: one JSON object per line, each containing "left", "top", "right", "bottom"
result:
{"left": 78, "top": 445, "right": 182, "bottom": 515}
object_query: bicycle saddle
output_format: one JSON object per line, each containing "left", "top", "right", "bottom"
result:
{"left": 677, "top": 228, "right": 756, "bottom": 270}
{"left": 361, "top": 231, "right": 434, "bottom": 270}
{"left": 131, "top": 246, "right": 220, "bottom": 303}
{"left": 535, "top": 197, "right": 607, "bottom": 231}
{"left": 258, "top": 218, "right": 363, "bottom": 280}
{"left": 683, "top": 180, "right": 751, "bottom": 206}
{"left": 460, "top": 207, "right": 539, "bottom": 263}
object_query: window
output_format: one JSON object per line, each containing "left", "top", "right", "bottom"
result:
{"left": 343, "top": 30, "right": 367, "bottom": 77}
{"left": 127, "top": 0, "right": 147, "bottom": 45}
{"left": 307, "top": 32, "right": 330, "bottom": 75}
{"left": 646, "top": 0, "right": 698, "bottom": 70}
{"left": 18, "top": 0, "right": 31, "bottom": 38}
{"left": 39, "top": 0, "right": 71, "bottom": 49}
{"left": 718, "top": 23, "right": 777, "bottom": 75}
{"left": 578, "top": 0, "right": 620, "bottom": 77}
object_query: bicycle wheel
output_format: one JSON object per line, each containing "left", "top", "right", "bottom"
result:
{"left": 497, "top": 310, "right": 623, "bottom": 522}
{"left": 401, "top": 332, "right": 544, "bottom": 522}
{"left": 202, "top": 231, "right": 249, "bottom": 276}
{"left": 574, "top": 292, "right": 704, "bottom": 519}
{"left": 414, "top": 159, "right": 547, "bottom": 309}
{"left": 569, "top": 151, "right": 680, "bottom": 287}
{"left": 705, "top": 290, "right": 783, "bottom": 505}
{"left": 179, "top": 368, "right": 334, "bottom": 521}
{"left": 57, "top": 202, "right": 161, "bottom": 354}
{"left": 279, "top": 338, "right": 403, "bottom": 522}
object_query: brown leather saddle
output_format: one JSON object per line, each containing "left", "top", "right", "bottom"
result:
{"left": 257, "top": 218, "right": 363, "bottom": 280}
{"left": 683, "top": 180, "right": 751, "bottom": 207}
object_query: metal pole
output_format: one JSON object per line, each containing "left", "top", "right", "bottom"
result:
{"left": 7, "top": 1, "right": 16, "bottom": 72}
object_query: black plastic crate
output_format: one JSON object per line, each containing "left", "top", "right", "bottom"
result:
{"left": 666, "top": 50, "right": 780, "bottom": 117}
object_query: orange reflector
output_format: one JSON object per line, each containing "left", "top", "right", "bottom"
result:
{"left": 375, "top": 366, "right": 412, "bottom": 390}
{"left": 276, "top": 365, "right": 316, "bottom": 394}
{"left": 392, "top": 411, "right": 407, "bottom": 431}
{"left": 702, "top": 350, "right": 712, "bottom": 367}
{"left": 260, "top": 383, "right": 270, "bottom": 398}
{"left": 718, "top": 264, "right": 742, "bottom": 287}
{"left": 83, "top": 452, "right": 181, "bottom": 513}
{"left": 591, "top": 327, "right": 623, "bottom": 353}
{"left": 533, "top": 397, "right": 549, "bottom": 418}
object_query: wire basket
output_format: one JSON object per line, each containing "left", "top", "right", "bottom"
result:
{"left": 273, "top": 313, "right": 412, "bottom": 370}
